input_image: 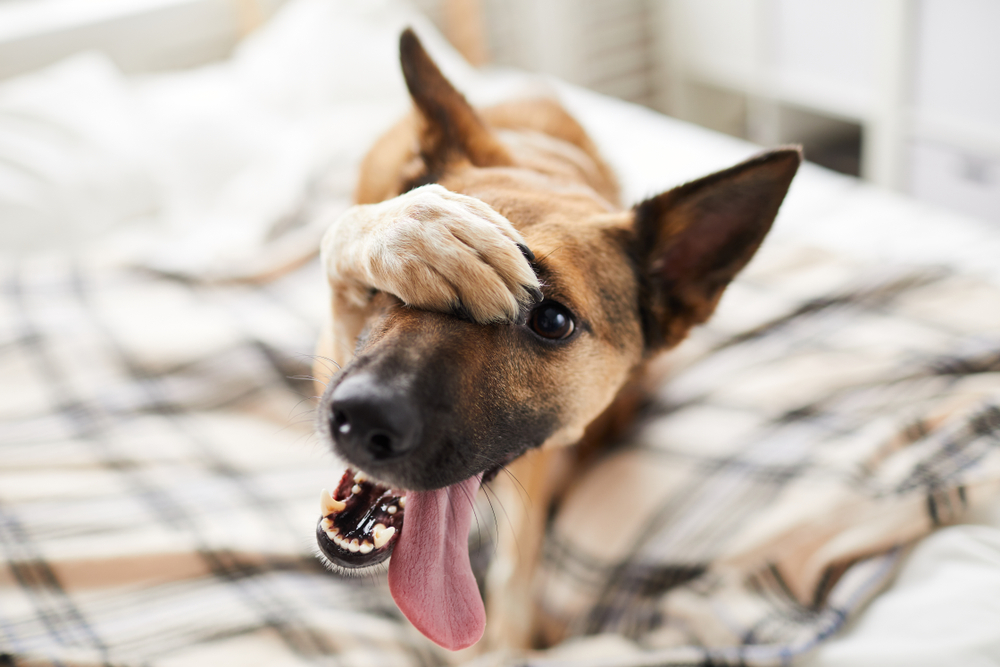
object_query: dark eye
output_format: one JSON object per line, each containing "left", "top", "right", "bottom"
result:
{"left": 529, "top": 301, "right": 575, "bottom": 340}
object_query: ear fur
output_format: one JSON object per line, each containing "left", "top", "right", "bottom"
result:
{"left": 633, "top": 147, "right": 802, "bottom": 350}
{"left": 399, "top": 29, "right": 511, "bottom": 179}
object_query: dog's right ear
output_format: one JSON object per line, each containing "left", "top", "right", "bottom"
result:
{"left": 399, "top": 28, "right": 511, "bottom": 180}
{"left": 632, "top": 147, "right": 801, "bottom": 350}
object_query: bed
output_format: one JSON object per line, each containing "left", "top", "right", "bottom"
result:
{"left": 2, "top": 1, "right": 999, "bottom": 665}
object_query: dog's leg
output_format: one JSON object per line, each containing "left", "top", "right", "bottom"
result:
{"left": 483, "top": 445, "right": 573, "bottom": 651}
{"left": 318, "top": 183, "right": 542, "bottom": 367}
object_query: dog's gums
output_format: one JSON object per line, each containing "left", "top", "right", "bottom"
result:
{"left": 316, "top": 468, "right": 404, "bottom": 568}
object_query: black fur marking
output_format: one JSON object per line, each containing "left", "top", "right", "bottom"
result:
{"left": 320, "top": 311, "right": 561, "bottom": 492}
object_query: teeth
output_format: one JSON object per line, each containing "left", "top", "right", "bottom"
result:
{"left": 326, "top": 525, "right": 385, "bottom": 555}
{"left": 373, "top": 524, "right": 396, "bottom": 549}
{"left": 327, "top": 529, "right": 352, "bottom": 552}
{"left": 351, "top": 484, "right": 362, "bottom": 495}
{"left": 321, "top": 489, "right": 346, "bottom": 515}
{"left": 387, "top": 505, "right": 397, "bottom": 515}
{"left": 398, "top": 496, "right": 406, "bottom": 508}
{"left": 354, "top": 471, "right": 368, "bottom": 483}
{"left": 321, "top": 517, "right": 333, "bottom": 530}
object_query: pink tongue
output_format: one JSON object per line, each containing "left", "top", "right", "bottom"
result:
{"left": 387, "top": 475, "right": 485, "bottom": 650}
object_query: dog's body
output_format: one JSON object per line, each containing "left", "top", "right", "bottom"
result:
{"left": 314, "top": 30, "right": 800, "bottom": 653}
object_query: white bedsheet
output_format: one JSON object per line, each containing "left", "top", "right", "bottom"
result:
{"left": 1, "top": 1, "right": 998, "bottom": 664}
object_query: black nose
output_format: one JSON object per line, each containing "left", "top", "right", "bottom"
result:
{"left": 328, "top": 374, "right": 419, "bottom": 460}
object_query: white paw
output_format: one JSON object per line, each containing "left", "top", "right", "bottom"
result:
{"left": 322, "top": 184, "right": 541, "bottom": 324}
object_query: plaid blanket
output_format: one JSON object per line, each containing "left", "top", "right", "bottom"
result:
{"left": 1, "top": 237, "right": 999, "bottom": 666}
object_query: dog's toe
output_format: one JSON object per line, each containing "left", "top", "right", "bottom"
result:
{"left": 324, "top": 184, "right": 543, "bottom": 325}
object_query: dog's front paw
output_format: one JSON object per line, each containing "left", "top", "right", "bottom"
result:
{"left": 322, "top": 184, "right": 542, "bottom": 324}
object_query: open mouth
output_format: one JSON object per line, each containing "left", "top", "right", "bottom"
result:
{"left": 315, "top": 468, "right": 404, "bottom": 569}
{"left": 316, "top": 466, "right": 487, "bottom": 651}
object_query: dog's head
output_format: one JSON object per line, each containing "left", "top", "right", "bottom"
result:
{"left": 313, "top": 30, "right": 799, "bottom": 650}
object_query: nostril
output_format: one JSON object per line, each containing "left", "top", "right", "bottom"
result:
{"left": 332, "top": 410, "right": 350, "bottom": 434}
{"left": 368, "top": 432, "right": 394, "bottom": 458}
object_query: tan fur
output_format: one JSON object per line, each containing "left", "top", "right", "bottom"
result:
{"left": 317, "top": 100, "right": 641, "bottom": 649}
{"left": 320, "top": 184, "right": 541, "bottom": 366}
{"left": 315, "top": 30, "right": 799, "bottom": 653}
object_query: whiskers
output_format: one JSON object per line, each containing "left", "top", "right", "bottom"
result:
{"left": 312, "top": 543, "right": 390, "bottom": 584}
{"left": 273, "top": 353, "right": 345, "bottom": 451}
{"left": 448, "top": 450, "right": 535, "bottom": 561}
{"left": 269, "top": 389, "right": 323, "bottom": 451}
{"left": 296, "top": 353, "right": 342, "bottom": 387}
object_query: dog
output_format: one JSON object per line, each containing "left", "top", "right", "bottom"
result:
{"left": 313, "top": 29, "right": 800, "bottom": 653}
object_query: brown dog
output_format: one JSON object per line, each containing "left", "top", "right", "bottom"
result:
{"left": 313, "top": 29, "right": 800, "bottom": 653}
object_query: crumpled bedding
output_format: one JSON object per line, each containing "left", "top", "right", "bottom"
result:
{"left": 2, "top": 1, "right": 1000, "bottom": 666}
{"left": 530, "top": 246, "right": 1000, "bottom": 666}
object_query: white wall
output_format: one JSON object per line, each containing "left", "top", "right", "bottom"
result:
{"left": 0, "top": 0, "right": 285, "bottom": 80}
{"left": 658, "top": 0, "right": 1000, "bottom": 223}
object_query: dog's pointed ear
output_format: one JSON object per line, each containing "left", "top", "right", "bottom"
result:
{"left": 633, "top": 147, "right": 801, "bottom": 349}
{"left": 399, "top": 28, "right": 511, "bottom": 175}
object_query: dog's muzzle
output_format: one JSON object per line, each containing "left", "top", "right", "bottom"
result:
{"left": 316, "top": 373, "right": 417, "bottom": 570}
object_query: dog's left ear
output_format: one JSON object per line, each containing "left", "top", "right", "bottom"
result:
{"left": 633, "top": 147, "right": 801, "bottom": 350}
{"left": 399, "top": 28, "right": 512, "bottom": 176}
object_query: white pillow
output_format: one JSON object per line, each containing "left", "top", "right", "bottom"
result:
{"left": 0, "top": 53, "right": 158, "bottom": 253}
{"left": 0, "top": 0, "right": 467, "bottom": 263}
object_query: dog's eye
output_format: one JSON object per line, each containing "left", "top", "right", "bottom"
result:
{"left": 529, "top": 301, "right": 575, "bottom": 340}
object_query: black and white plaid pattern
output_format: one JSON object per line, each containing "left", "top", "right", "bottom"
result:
{"left": 0, "top": 256, "right": 440, "bottom": 666}
{"left": 532, "top": 243, "right": 1000, "bottom": 666}
{"left": 1, "top": 238, "right": 999, "bottom": 666}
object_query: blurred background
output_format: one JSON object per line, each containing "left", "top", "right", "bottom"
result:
{"left": 1, "top": 0, "right": 997, "bottom": 228}
{"left": 0, "top": 0, "right": 1000, "bottom": 227}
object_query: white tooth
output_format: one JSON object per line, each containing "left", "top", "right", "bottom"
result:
{"left": 354, "top": 471, "right": 368, "bottom": 483}
{"left": 349, "top": 539, "right": 361, "bottom": 553}
{"left": 373, "top": 524, "right": 395, "bottom": 549}
{"left": 398, "top": 497, "right": 406, "bottom": 508}
{"left": 325, "top": 529, "right": 337, "bottom": 540}
{"left": 359, "top": 541, "right": 373, "bottom": 554}
{"left": 387, "top": 506, "right": 397, "bottom": 515}
{"left": 321, "top": 518, "right": 333, "bottom": 530}
{"left": 351, "top": 484, "right": 362, "bottom": 495}
{"left": 321, "top": 489, "right": 346, "bottom": 515}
